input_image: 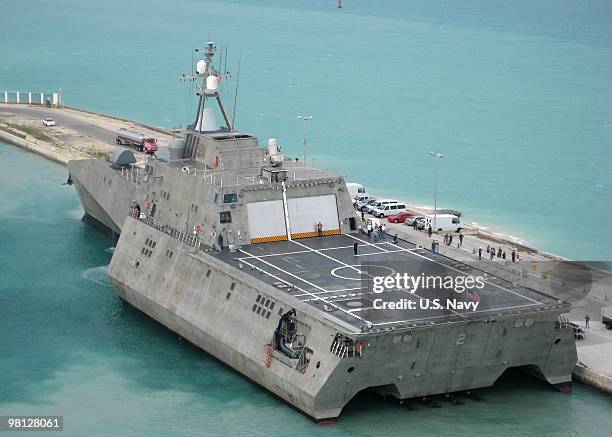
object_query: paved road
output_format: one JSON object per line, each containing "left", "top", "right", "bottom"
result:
{"left": 0, "top": 105, "right": 119, "bottom": 145}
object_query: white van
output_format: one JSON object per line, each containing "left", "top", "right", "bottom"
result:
{"left": 366, "top": 199, "right": 398, "bottom": 213}
{"left": 425, "top": 213, "right": 462, "bottom": 231}
{"left": 372, "top": 202, "right": 408, "bottom": 218}
{"left": 346, "top": 183, "right": 367, "bottom": 199}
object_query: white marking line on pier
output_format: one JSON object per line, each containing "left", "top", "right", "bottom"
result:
{"left": 369, "top": 302, "right": 541, "bottom": 326}
{"left": 238, "top": 247, "right": 369, "bottom": 324}
{"left": 384, "top": 241, "right": 539, "bottom": 304}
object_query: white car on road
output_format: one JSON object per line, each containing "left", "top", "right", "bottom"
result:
{"left": 42, "top": 118, "right": 56, "bottom": 127}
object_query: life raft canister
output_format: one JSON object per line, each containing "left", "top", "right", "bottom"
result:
{"left": 194, "top": 224, "right": 201, "bottom": 233}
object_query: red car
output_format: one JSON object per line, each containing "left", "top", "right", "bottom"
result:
{"left": 387, "top": 211, "right": 417, "bottom": 223}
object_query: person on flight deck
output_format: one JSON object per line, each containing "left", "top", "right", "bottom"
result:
{"left": 353, "top": 242, "right": 358, "bottom": 255}
{"left": 393, "top": 234, "right": 398, "bottom": 244}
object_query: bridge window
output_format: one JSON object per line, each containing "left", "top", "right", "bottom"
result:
{"left": 223, "top": 193, "right": 238, "bottom": 204}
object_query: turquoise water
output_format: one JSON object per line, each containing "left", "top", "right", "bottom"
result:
{"left": 1, "top": 1, "right": 612, "bottom": 434}
{"left": 1, "top": 139, "right": 612, "bottom": 435}
{"left": 0, "top": 0, "right": 610, "bottom": 259}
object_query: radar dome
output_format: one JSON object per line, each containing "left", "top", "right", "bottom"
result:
{"left": 196, "top": 60, "right": 207, "bottom": 75}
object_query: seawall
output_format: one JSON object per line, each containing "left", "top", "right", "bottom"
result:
{"left": 574, "top": 363, "right": 612, "bottom": 395}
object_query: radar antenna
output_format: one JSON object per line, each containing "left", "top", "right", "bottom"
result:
{"left": 179, "top": 42, "right": 233, "bottom": 133}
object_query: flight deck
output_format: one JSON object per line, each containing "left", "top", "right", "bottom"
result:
{"left": 213, "top": 233, "right": 564, "bottom": 331}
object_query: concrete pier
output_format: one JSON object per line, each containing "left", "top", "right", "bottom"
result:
{"left": 0, "top": 104, "right": 174, "bottom": 164}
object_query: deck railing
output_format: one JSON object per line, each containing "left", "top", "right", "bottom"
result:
{"left": 136, "top": 215, "right": 202, "bottom": 249}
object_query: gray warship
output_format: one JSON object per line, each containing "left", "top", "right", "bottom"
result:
{"left": 67, "top": 43, "right": 577, "bottom": 421}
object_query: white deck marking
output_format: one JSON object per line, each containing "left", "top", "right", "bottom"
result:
{"left": 238, "top": 247, "right": 369, "bottom": 323}
{"left": 293, "top": 287, "right": 362, "bottom": 297}
{"left": 290, "top": 239, "right": 362, "bottom": 273}
{"left": 369, "top": 302, "right": 541, "bottom": 326}
{"left": 383, "top": 241, "right": 539, "bottom": 304}
{"left": 236, "top": 243, "right": 391, "bottom": 260}
{"left": 345, "top": 233, "right": 390, "bottom": 253}
{"left": 354, "top": 248, "right": 415, "bottom": 257}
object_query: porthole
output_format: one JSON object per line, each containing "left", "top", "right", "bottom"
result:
{"left": 554, "top": 339, "right": 561, "bottom": 345}
{"left": 347, "top": 366, "right": 355, "bottom": 373}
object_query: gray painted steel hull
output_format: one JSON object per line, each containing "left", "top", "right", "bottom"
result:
{"left": 69, "top": 145, "right": 577, "bottom": 420}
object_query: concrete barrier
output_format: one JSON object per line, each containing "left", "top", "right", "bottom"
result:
{"left": 0, "top": 127, "right": 68, "bottom": 165}
{"left": 573, "top": 362, "right": 612, "bottom": 395}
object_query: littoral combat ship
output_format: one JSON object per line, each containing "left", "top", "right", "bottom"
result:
{"left": 68, "top": 43, "right": 577, "bottom": 421}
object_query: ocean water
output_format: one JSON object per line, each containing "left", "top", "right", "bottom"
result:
{"left": 1, "top": 139, "right": 612, "bottom": 435}
{"left": 1, "top": 1, "right": 612, "bottom": 435}
{"left": 0, "top": 0, "right": 611, "bottom": 260}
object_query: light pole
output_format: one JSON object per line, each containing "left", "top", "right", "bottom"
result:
{"left": 430, "top": 151, "right": 443, "bottom": 231}
{"left": 297, "top": 115, "right": 312, "bottom": 165}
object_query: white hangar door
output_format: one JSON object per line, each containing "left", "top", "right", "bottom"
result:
{"left": 288, "top": 195, "right": 340, "bottom": 239}
{"left": 246, "top": 200, "right": 287, "bottom": 243}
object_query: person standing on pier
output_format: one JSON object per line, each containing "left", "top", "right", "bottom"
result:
{"left": 511, "top": 250, "right": 516, "bottom": 263}
{"left": 585, "top": 313, "right": 590, "bottom": 328}
{"left": 448, "top": 235, "right": 453, "bottom": 246}
{"left": 459, "top": 233, "right": 464, "bottom": 247}
{"left": 361, "top": 210, "right": 365, "bottom": 221}
{"left": 381, "top": 223, "right": 386, "bottom": 239}
{"left": 478, "top": 247, "right": 482, "bottom": 260}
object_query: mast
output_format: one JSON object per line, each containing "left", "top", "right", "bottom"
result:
{"left": 179, "top": 42, "right": 232, "bottom": 133}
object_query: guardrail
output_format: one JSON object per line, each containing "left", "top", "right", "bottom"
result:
{"left": 137, "top": 215, "right": 202, "bottom": 249}
{"left": 1, "top": 90, "right": 63, "bottom": 107}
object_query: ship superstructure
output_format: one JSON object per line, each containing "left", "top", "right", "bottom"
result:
{"left": 67, "top": 43, "right": 577, "bottom": 420}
